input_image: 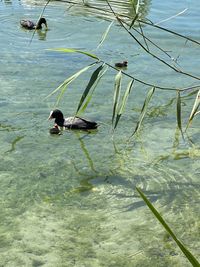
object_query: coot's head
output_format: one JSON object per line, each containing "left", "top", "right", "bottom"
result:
{"left": 48, "top": 109, "right": 63, "bottom": 119}
{"left": 122, "top": 60, "right": 128, "bottom": 66}
{"left": 48, "top": 109, "right": 64, "bottom": 127}
{"left": 36, "top": 17, "right": 47, "bottom": 29}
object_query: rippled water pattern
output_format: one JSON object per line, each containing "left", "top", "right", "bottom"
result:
{"left": 0, "top": 0, "right": 200, "bottom": 266}
{"left": 64, "top": 0, "right": 151, "bottom": 21}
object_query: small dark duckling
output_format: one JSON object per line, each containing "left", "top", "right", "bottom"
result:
{"left": 115, "top": 60, "right": 128, "bottom": 68}
{"left": 20, "top": 17, "right": 47, "bottom": 30}
{"left": 48, "top": 109, "right": 98, "bottom": 130}
{"left": 49, "top": 125, "right": 61, "bottom": 135}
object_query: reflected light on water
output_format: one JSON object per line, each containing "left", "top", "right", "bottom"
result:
{"left": 0, "top": 0, "right": 199, "bottom": 266}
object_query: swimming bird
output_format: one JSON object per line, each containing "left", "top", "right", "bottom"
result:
{"left": 48, "top": 109, "right": 98, "bottom": 130}
{"left": 20, "top": 17, "right": 47, "bottom": 30}
{"left": 115, "top": 60, "right": 128, "bottom": 68}
{"left": 49, "top": 125, "right": 61, "bottom": 135}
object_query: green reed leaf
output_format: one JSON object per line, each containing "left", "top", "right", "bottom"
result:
{"left": 136, "top": 187, "right": 200, "bottom": 267}
{"left": 78, "top": 93, "right": 93, "bottom": 115}
{"left": 114, "top": 79, "right": 134, "bottom": 129}
{"left": 129, "top": 13, "right": 139, "bottom": 29}
{"left": 135, "top": 0, "right": 140, "bottom": 14}
{"left": 186, "top": 89, "right": 200, "bottom": 130}
{"left": 56, "top": 83, "right": 68, "bottom": 106}
{"left": 78, "top": 66, "right": 108, "bottom": 115}
{"left": 76, "top": 64, "right": 105, "bottom": 114}
{"left": 48, "top": 48, "right": 99, "bottom": 60}
{"left": 129, "top": 0, "right": 139, "bottom": 29}
{"left": 97, "top": 21, "right": 114, "bottom": 49}
{"left": 112, "top": 71, "right": 122, "bottom": 126}
{"left": 132, "top": 87, "right": 155, "bottom": 136}
{"left": 176, "top": 90, "right": 183, "bottom": 136}
{"left": 45, "top": 62, "right": 97, "bottom": 99}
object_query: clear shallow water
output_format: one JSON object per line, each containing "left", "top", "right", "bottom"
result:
{"left": 0, "top": 0, "right": 200, "bottom": 266}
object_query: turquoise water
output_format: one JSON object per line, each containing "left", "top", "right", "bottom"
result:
{"left": 0, "top": 0, "right": 200, "bottom": 266}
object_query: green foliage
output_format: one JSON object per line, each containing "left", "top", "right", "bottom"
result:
{"left": 48, "top": 48, "right": 99, "bottom": 60}
{"left": 176, "top": 90, "right": 184, "bottom": 138}
{"left": 97, "top": 21, "right": 114, "bottom": 49}
{"left": 129, "top": 0, "right": 140, "bottom": 28}
{"left": 44, "top": 2, "right": 200, "bottom": 266}
{"left": 136, "top": 187, "right": 200, "bottom": 267}
{"left": 46, "top": 1, "right": 200, "bottom": 135}
{"left": 132, "top": 87, "right": 155, "bottom": 136}
{"left": 112, "top": 71, "right": 122, "bottom": 127}
{"left": 186, "top": 89, "right": 200, "bottom": 130}
{"left": 114, "top": 79, "right": 134, "bottom": 129}
{"left": 46, "top": 62, "right": 98, "bottom": 105}
{"left": 76, "top": 64, "right": 108, "bottom": 115}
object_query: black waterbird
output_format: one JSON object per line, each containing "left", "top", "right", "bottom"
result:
{"left": 115, "top": 60, "right": 128, "bottom": 68}
{"left": 48, "top": 109, "right": 98, "bottom": 130}
{"left": 49, "top": 125, "right": 61, "bottom": 135}
{"left": 20, "top": 17, "right": 47, "bottom": 30}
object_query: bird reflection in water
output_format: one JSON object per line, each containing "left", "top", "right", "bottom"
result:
{"left": 70, "top": 132, "right": 98, "bottom": 193}
{"left": 36, "top": 29, "right": 48, "bottom": 41}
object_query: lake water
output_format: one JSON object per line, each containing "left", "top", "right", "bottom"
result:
{"left": 0, "top": 0, "right": 199, "bottom": 266}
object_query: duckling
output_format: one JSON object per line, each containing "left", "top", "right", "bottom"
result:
{"left": 49, "top": 125, "right": 61, "bottom": 135}
{"left": 115, "top": 60, "right": 128, "bottom": 68}
{"left": 48, "top": 109, "right": 98, "bottom": 130}
{"left": 20, "top": 17, "right": 47, "bottom": 30}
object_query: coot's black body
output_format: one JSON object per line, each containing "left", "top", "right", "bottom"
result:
{"left": 20, "top": 17, "right": 47, "bottom": 30}
{"left": 115, "top": 60, "right": 128, "bottom": 68}
{"left": 48, "top": 109, "right": 98, "bottom": 130}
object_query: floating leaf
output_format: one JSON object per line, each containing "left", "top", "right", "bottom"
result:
{"left": 97, "top": 21, "right": 114, "bottom": 49}
{"left": 136, "top": 187, "right": 200, "bottom": 267}
{"left": 45, "top": 62, "right": 97, "bottom": 100}
{"left": 47, "top": 48, "right": 99, "bottom": 60}
{"left": 132, "top": 87, "right": 155, "bottom": 136}
{"left": 186, "top": 89, "right": 200, "bottom": 130}
{"left": 76, "top": 64, "right": 106, "bottom": 114}
{"left": 114, "top": 79, "right": 134, "bottom": 129}
{"left": 112, "top": 71, "right": 122, "bottom": 126}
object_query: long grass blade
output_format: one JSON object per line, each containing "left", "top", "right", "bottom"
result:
{"left": 48, "top": 48, "right": 99, "bottom": 60}
{"left": 78, "top": 93, "right": 93, "bottom": 115}
{"left": 76, "top": 64, "right": 104, "bottom": 114}
{"left": 186, "top": 89, "right": 200, "bottom": 130}
{"left": 176, "top": 90, "right": 183, "bottom": 136}
{"left": 155, "top": 8, "right": 188, "bottom": 26}
{"left": 97, "top": 21, "right": 114, "bottom": 49}
{"left": 136, "top": 187, "right": 200, "bottom": 267}
{"left": 78, "top": 66, "right": 108, "bottom": 114}
{"left": 114, "top": 79, "right": 134, "bottom": 129}
{"left": 45, "top": 62, "right": 97, "bottom": 99}
{"left": 55, "top": 83, "right": 68, "bottom": 106}
{"left": 29, "top": 0, "right": 50, "bottom": 45}
{"left": 112, "top": 71, "right": 122, "bottom": 126}
{"left": 129, "top": 0, "right": 139, "bottom": 29}
{"left": 129, "top": 14, "right": 139, "bottom": 29}
{"left": 132, "top": 87, "right": 155, "bottom": 136}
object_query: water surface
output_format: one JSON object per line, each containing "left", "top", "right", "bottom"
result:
{"left": 0, "top": 0, "right": 199, "bottom": 266}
